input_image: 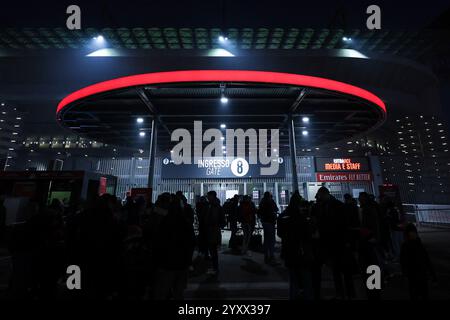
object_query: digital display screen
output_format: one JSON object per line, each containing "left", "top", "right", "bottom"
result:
{"left": 315, "top": 157, "right": 370, "bottom": 172}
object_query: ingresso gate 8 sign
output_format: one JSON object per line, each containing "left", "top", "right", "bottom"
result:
{"left": 161, "top": 156, "right": 285, "bottom": 179}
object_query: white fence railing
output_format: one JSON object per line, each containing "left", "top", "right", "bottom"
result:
{"left": 403, "top": 204, "right": 450, "bottom": 227}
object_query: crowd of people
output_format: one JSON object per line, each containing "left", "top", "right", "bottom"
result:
{"left": 277, "top": 187, "right": 436, "bottom": 300}
{"left": 0, "top": 187, "right": 436, "bottom": 300}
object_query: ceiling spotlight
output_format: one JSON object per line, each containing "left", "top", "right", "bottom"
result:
{"left": 302, "top": 130, "right": 308, "bottom": 136}
{"left": 342, "top": 36, "right": 352, "bottom": 42}
{"left": 218, "top": 35, "right": 228, "bottom": 42}
{"left": 302, "top": 117, "right": 310, "bottom": 123}
{"left": 94, "top": 35, "right": 104, "bottom": 42}
{"left": 1, "top": 103, "right": 4, "bottom": 106}
{"left": 220, "top": 96, "right": 228, "bottom": 104}
{"left": 220, "top": 124, "right": 226, "bottom": 129}
{"left": 139, "top": 132, "right": 146, "bottom": 137}
{"left": 136, "top": 117, "right": 144, "bottom": 124}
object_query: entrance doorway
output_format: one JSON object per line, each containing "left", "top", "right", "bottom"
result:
{"left": 199, "top": 183, "right": 245, "bottom": 205}
{"left": 194, "top": 182, "right": 283, "bottom": 209}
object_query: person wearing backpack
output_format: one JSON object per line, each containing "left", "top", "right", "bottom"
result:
{"left": 278, "top": 191, "right": 314, "bottom": 300}
{"left": 203, "top": 191, "right": 226, "bottom": 275}
{"left": 226, "top": 195, "right": 241, "bottom": 250}
{"left": 258, "top": 192, "right": 279, "bottom": 264}
{"left": 239, "top": 195, "right": 257, "bottom": 256}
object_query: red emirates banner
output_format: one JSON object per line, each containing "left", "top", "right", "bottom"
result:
{"left": 316, "top": 172, "right": 372, "bottom": 182}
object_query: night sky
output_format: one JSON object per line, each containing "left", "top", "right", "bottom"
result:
{"left": 0, "top": 0, "right": 449, "bottom": 29}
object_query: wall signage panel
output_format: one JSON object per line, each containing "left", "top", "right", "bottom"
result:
{"left": 315, "top": 157, "right": 370, "bottom": 172}
{"left": 161, "top": 156, "right": 285, "bottom": 179}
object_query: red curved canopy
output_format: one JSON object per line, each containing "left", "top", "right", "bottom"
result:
{"left": 57, "top": 70, "right": 386, "bottom": 115}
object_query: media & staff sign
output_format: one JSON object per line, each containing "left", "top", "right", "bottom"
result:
{"left": 315, "top": 157, "right": 370, "bottom": 172}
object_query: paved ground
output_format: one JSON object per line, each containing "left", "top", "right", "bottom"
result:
{"left": 0, "top": 227, "right": 449, "bottom": 300}
{"left": 186, "top": 228, "right": 450, "bottom": 300}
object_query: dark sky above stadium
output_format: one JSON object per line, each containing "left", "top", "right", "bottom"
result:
{"left": 1, "top": 0, "right": 449, "bottom": 29}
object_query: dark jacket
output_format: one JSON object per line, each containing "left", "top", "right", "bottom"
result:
{"left": 224, "top": 200, "right": 239, "bottom": 229}
{"left": 258, "top": 198, "right": 279, "bottom": 224}
{"left": 400, "top": 238, "right": 436, "bottom": 280}
{"left": 153, "top": 202, "right": 195, "bottom": 270}
{"left": 360, "top": 202, "right": 381, "bottom": 241}
{"left": 238, "top": 201, "right": 257, "bottom": 226}
{"left": 278, "top": 205, "right": 313, "bottom": 268}
{"left": 386, "top": 206, "right": 403, "bottom": 231}
{"left": 312, "top": 196, "right": 347, "bottom": 251}
{"left": 203, "top": 199, "right": 226, "bottom": 246}
{"left": 344, "top": 201, "right": 360, "bottom": 249}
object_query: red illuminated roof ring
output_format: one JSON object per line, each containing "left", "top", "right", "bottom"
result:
{"left": 57, "top": 70, "right": 386, "bottom": 114}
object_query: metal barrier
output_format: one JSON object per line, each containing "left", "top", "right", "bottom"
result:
{"left": 404, "top": 204, "right": 450, "bottom": 228}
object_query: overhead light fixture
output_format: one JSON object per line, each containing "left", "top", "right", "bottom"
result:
{"left": 220, "top": 124, "right": 226, "bottom": 129}
{"left": 94, "top": 35, "right": 104, "bottom": 42}
{"left": 302, "top": 117, "right": 310, "bottom": 123}
{"left": 86, "top": 48, "right": 121, "bottom": 57}
{"left": 302, "top": 130, "right": 308, "bottom": 136}
{"left": 139, "top": 132, "right": 146, "bottom": 137}
{"left": 136, "top": 117, "right": 144, "bottom": 124}
{"left": 220, "top": 96, "right": 228, "bottom": 104}
{"left": 342, "top": 37, "right": 352, "bottom": 42}
{"left": 1, "top": 103, "right": 4, "bottom": 106}
{"left": 218, "top": 35, "right": 228, "bottom": 42}
{"left": 207, "top": 48, "right": 234, "bottom": 57}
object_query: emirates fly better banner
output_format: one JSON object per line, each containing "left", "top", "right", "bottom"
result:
{"left": 315, "top": 172, "right": 372, "bottom": 182}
